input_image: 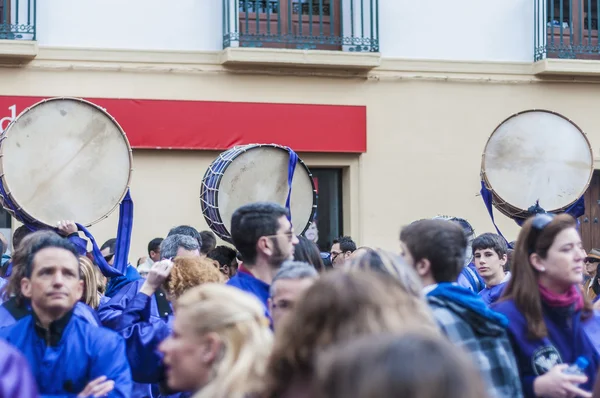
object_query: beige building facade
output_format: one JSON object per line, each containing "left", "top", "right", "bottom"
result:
{"left": 0, "top": 47, "right": 599, "bottom": 261}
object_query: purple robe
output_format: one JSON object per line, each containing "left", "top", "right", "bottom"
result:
{"left": 0, "top": 338, "right": 39, "bottom": 398}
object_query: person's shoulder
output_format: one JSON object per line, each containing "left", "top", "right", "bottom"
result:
{"left": 490, "top": 298, "right": 516, "bottom": 314}
{"left": 72, "top": 316, "right": 123, "bottom": 343}
{"left": 0, "top": 314, "right": 32, "bottom": 340}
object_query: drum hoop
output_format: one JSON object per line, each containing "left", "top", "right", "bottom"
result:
{"left": 480, "top": 109, "right": 593, "bottom": 213}
{"left": 0, "top": 97, "right": 133, "bottom": 228}
{"left": 200, "top": 143, "right": 317, "bottom": 241}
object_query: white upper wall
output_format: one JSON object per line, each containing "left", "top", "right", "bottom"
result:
{"left": 36, "top": 0, "right": 223, "bottom": 51}
{"left": 34, "top": 0, "right": 534, "bottom": 62}
{"left": 379, "top": 0, "right": 533, "bottom": 62}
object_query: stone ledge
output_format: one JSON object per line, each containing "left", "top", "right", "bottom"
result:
{"left": 219, "top": 47, "right": 381, "bottom": 69}
{"left": 533, "top": 59, "right": 600, "bottom": 76}
{"left": 0, "top": 40, "right": 38, "bottom": 59}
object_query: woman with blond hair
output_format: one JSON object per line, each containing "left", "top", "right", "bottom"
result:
{"left": 262, "top": 270, "right": 439, "bottom": 398}
{"left": 159, "top": 283, "right": 273, "bottom": 398}
{"left": 79, "top": 256, "right": 103, "bottom": 309}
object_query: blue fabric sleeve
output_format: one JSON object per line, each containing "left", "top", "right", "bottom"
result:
{"left": 66, "top": 235, "right": 88, "bottom": 257}
{"left": 522, "top": 375, "right": 536, "bottom": 398}
{"left": 90, "top": 333, "right": 133, "bottom": 398}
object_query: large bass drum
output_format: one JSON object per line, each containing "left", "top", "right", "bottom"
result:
{"left": 200, "top": 144, "right": 317, "bottom": 243}
{"left": 0, "top": 97, "right": 133, "bottom": 228}
{"left": 481, "top": 109, "right": 593, "bottom": 219}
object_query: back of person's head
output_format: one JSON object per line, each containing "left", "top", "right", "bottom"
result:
{"left": 270, "top": 261, "right": 319, "bottom": 295}
{"left": 316, "top": 333, "right": 487, "bottom": 398}
{"left": 472, "top": 233, "right": 508, "bottom": 258}
{"left": 263, "top": 270, "right": 438, "bottom": 398}
{"left": 293, "top": 235, "right": 324, "bottom": 271}
{"left": 502, "top": 213, "right": 590, "bottom": 339}
{"left": 230, "top": 202, "right": 289, "bottom": 265}
{"left": 12, "top": 225, "right": 33, "bottom": 252}
{"left": 147, "top": 237, "right": 163, "bottom": 256}
{"left": 79, "top": 256, "right": 100, "bottom": 309}
{"left": 400, "top": 219, "right": 467, "bottom": 283}
{"left": 100, "top": 238, "right": 116, "bottom": 253}
{"left": 164, "top": 256, "right": 224, "bottom": 300}
{"left": 173, "top": 284, "right": 273, "bottom": 398}
{"left": 200, "top": 231, "right": 217, "bottom": 255}
{"left": 332, "top": 236, "right": 357, "bottom": 253}
{"left": 345, "top": 249, "right": 424, "bottom": 299}
{"left": 160, "top": 234, "right": 200, "bottom": 260}
{"left": 168, "top": 225, "right": 203, "bottom": 251}
{"left": 208, "top": 245, "right": 237, "bottom": 267}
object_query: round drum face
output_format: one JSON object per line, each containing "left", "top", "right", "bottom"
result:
{"left": 217, "top": 146, "right": 315, "bottom": 234}
{"left": 483, "top": 110, "right": 593, "bottom": 212}
{"left": 0, "top": 98, "right": 132, "bottom": 227}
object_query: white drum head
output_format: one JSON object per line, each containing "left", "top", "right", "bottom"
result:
{"left": 483, "top": 110, "right": 593, "bottom": 212}
{"left": 218, "top": 146, "right": 314, "bottom": 234}
{"left": 0, "top": 98, "right": 132, "bottom": 227}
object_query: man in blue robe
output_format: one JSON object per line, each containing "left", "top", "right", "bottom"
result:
{"left": 0, "top": 232, "right": 132, "bottom": 397}
{"left": 98, "top": 233, "right": 200, "bottom": 398}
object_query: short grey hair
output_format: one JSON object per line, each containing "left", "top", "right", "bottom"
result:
{"left": 270, "top": 261, "right": 319, "bottom": 297}
{"left": 160, "top": 234, "right": 200, "bottom": 260}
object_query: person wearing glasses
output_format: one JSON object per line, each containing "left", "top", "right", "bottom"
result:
{"left": 329, "top": 236, "right": 356, "bottom": 268}
{"left": 493, "top": 213, "right": 600, "bottom": 398}
{"left": 583, "top": 249, "right": 600, "bottom": 302}
{"left": 227, "top": 202, "right": 299, "bottom": 318}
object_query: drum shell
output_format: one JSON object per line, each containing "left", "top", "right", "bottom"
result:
{"left": 200, "top": 144, "right": 317, "bottom": 243}
{"left": 481, "top": 109, "right": 593, "bottom": 220}
{"left": 0, "top": 97, "right": 133, "bottom": 228}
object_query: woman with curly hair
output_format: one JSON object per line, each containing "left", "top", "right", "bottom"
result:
{"left": 261, "top": 270, "right": 439, "bottom": 398}
{"left": 159, "top": 283, "right": 272, "bottom": 398}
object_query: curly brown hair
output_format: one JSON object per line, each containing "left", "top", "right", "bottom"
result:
{"left": 163, "top": 256, "right": 225, "bottom": 300}
{"left": 261, "top": 270, "right": 439, "bottom": 398}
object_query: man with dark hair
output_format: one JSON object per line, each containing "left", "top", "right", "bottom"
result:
{"left": 137, "top": 238, "right": 163, "bottom": 277}
{"left": 227, "top": 202, "right": 299, "bottom": 314}
{"left": 199, "top": 230, "right": 217, "bottom": 256}
{"left": 0, "top": 232, "right": 132, "bottom": 397}
{"left": 330, "top": 236, "right": 356, "bottom": 268}
{"left": 100, "top": 238, "right": 117, "bottom": 266}
{"left": 208, "top": 245, "right": 238, "bottom": 277}
{"left": 472, "top": 233, "right": 510, "bottom": 305}
{"left": 167, "top": 225, "right": 202, "bottom": 252}
{"left": 399, "top": 219, "right": 522, "bottom": 398}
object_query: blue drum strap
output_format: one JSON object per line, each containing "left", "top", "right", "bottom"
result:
{"left": 480, "top": 181, "right": 512, "bottom": 248}
{"left": 285, "top": 147, "right": 298, "bottom": 222}
{"left": 76, "top": 189, "right": 133, "bottom": 278}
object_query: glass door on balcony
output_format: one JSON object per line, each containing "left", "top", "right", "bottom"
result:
{"left": 542, "top": 0, "right": 600, "bottom": 59}
{"left": 238, "top": 0, "right": 342, "bottom": 49}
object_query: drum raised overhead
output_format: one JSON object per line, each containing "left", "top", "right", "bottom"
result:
{"left": 0, "top": 97, "right": 133, "bottom": 228}
{"left": 481, "top": 110, "right": 593, "bottom": 219}
{"left": 201, "top": 144, "right": 317, "bottom": 243}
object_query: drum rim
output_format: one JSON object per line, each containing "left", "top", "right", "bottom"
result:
{"left": 480, "top": 109, "right": 593, "bottom": 214}
{"left": 0, "top": 96, "right": 133, "bottom": 228}
{"left": 200, "top": 143, "right": 317, "bottom": 243}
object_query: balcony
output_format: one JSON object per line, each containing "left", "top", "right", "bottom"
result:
{"left": 221, "top": 0, "right": 380, "bottom": 69}
{"left": 0, "top": 0, "right": 36, "bottom": 58}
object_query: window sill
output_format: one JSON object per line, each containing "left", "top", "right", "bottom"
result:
{"left": 219, "top": 47, "right": 381, "bottom": 70}
{"left": 533, "top": 58, "right": 600, "bottom": 76}
{"left": 0, "top": 40, "right": 38, "bottom": 59}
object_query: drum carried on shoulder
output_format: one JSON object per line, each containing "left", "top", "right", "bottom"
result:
{"left": 0, "top": 97, "right": 133, "bottom": 229}
{"left": 201, "top": 144, "right": 317, "bottom": 243}
{"left": 481, "top": 109, "right": 593, "bottom": 220}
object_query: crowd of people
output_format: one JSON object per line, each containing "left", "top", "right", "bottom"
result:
{"left": 0, "top": 201, "right": 599, "bottom": 398}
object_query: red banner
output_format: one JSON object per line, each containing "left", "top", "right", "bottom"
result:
{"left": 0, "top": 96, "right": 366, "bottom": 153}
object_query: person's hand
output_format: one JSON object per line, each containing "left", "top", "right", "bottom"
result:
{"left": 56, "top": 220, "right": 78, "bottom": 236}
{"left": 140, "top": 259, "right": 173, "bottom": 296}
{"left": 77, "top": 376, "right": 115, "bottom": 397}
{"left": 533, "top": 364, "right": 592, "bottom": 398}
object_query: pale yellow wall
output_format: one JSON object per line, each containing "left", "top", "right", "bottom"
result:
{"left": 2, "top": 49, "right": 600, "bottom": 261}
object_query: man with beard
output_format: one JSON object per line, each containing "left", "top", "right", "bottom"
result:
{"left": 227, "top": 202, "right": 299, "bottom": 317}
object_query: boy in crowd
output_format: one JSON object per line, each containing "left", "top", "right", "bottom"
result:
{"left": 472, "top": 233, "right": 511, "bottom": 306}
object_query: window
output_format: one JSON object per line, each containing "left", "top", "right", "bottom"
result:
{"left": 304, "top": 168, "right": 343, "bottom": 253}
{"left": 544, "top": 0, "right": 600, "bottom": 59}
